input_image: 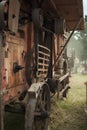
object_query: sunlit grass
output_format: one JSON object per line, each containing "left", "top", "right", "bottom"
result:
{"left": 50, "top": 74, "right": 87, "bottom": 130}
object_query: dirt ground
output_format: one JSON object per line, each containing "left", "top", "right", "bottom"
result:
{"left": 5, "top": 74, "right": 87, "bottom": 130}
{"left": 50, "top": 74, "right": 87, "bottom": 130}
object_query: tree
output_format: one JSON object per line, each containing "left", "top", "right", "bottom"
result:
{"left": 73, "top": 16, "right": 87, "bottom": 61}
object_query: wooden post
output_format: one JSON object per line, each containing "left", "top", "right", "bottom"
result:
{"left": 84, "top": 82, "right": 87, "bottom": 113}
{"left": 57, "top": 81, "right": 60, "bottom": 99}
{"left": 0, "top": 33, "right": 4, "bottom": 130}
{"left": 8, "top": 0, "right": 20, "bottom": 34}
{"left": 86, "top": 84, "right": 87, "bottom": 111}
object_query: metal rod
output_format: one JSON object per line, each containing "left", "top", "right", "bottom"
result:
{"left": 52, "top": 17, "right": 83, "bottom": 69}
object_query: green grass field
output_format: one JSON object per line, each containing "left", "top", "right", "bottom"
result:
{"left": 50, "top": 74, "right": 87, "bottom": 130}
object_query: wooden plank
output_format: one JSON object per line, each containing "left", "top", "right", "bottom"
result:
{"left": 37, "top": 74, "right": 47, "bottom": 78}
{"left": 8, "top": 0, "right": 20, "bottom": 34}
{"left": 6, "top": 34, "right": 25, "bottom": 45}
{"left": 38, "top": 57, "right": 49, "bottom": 62}
{"left": 38, "top": 68, "right": 48, "bottom": 72}
{"left": 3, "top": 32, "right": 27, "bottom": 102}
{"left": 38, "top": 63, "right": 49, "bottom": 67}
{"left": 59, "top": 73, "right": 69, "bottom": 82}
{"left": 39, "top": 51, "right": 50, "bottom": 57}
{"left": 0, "top": 34, "right": 4, "bottom": 130}
{"left": 38, "top": 44, "right": 50, "bottom": 52}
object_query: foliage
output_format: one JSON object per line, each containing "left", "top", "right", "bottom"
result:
{"left": 74, "top": 16, "right": 87, "bottom": 60}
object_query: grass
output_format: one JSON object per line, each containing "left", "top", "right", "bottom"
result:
{"left": 50, "top": 74, "right": 87, "bottom": 130}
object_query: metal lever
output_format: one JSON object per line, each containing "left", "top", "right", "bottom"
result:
{"left": 13, "top": 62, "right": 24, "bottom": 73}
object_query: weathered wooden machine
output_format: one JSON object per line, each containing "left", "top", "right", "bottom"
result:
{"left": 0, "top": 0, "right": 84, "bottom": 130}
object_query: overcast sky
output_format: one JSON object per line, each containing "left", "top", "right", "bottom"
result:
{"left": 83, "top": 0, "right": 87, "bottom": 15}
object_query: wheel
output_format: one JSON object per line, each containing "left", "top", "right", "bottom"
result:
{"left": 25, "top": 83, "right": 50, "bottom": 130}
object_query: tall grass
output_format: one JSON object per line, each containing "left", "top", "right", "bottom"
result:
{"left": 50, "top": 74, "right": 87, "bottom": 130}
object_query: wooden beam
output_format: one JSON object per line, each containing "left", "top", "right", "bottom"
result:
{"left": 59, "top": 73, "right": 69, "bottom": 83}
{"left": 0, "top": 34, "right": 4, "bottom": 130}
{"left": 48, "top": 0, "right": 61, "bottom": 17}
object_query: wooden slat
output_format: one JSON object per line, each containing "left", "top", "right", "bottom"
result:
{"left": 38, "top": 44, "right": 50, "bottom": 52}
{"left": 38, "top": 51, "right": 50, "bottom": 57}
{"left": 38, "top": 57, "right": 49, "bottom": 62}
{"left": 37, "top": 45, "right": 50, "bottom": 79}
{"left": 59, "top": 73, "right": 69, "bottom": 82}
{"left": 37, "top": 74, "right": 47, "bottom": 78}
{"left": 38, "top": 69, "right": 48, "bottom": 72}
{"left": 38, "top": 63, "right": 49, "bottom": 67}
